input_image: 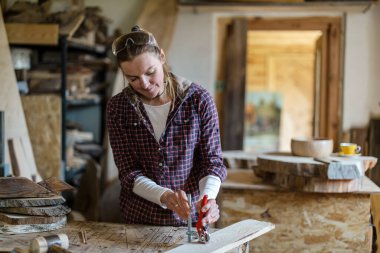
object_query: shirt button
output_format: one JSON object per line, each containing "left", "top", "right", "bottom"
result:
{"left": 158, "top": 148, "right": 161, "bottom": 151}
{"left": 133, "top": 122, "right": 137, "bottom": 126}
{"left": 159, "top": 163, "right": 163, "bottom": 166}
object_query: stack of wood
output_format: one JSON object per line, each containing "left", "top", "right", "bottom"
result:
{"left": 0, "top": 177, "right": 72, "bottom": 234}
{"left": 4, "top": 0, "right": 115, "bottom": 47}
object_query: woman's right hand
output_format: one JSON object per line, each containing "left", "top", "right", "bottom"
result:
{"left": 160, "top": 190, "right": 190, "bottom": 220}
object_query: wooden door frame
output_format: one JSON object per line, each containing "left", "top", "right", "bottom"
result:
{"left": 247, "top": 17, "right": 342, "bottom": 148}
{"left": 216, "top": 16, "right": 342, "bottom": 150}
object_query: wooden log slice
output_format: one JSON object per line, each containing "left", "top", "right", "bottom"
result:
{"left": 0, "top": 177, "right": 54, "bottom": 198}
{"left": 0, "top": 205, "right": 71, "bottom": 217}
{"left": 0, "top": 195, "right": 65, "bottom": 208}
{"left": 0, "top": 212, "right": 66, "bottom": 225}
{"left": 0, "top": 216, "right": 66, "bottom": 234}
{"left": 255, "top": 169, "right": 362, "bottom": 193}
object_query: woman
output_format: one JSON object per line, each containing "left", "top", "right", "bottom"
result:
{"left": 107, "top": 26, "right": 227, "bottom": 226}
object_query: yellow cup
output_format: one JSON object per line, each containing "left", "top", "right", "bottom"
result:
{"left": 340, "top": 143, "right": 361, "bottom": 155}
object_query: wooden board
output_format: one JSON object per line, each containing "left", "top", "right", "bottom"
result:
{"left": 0, "top": 205, "right": 71, "bottom": 217}
{"left": 8, "top": 138, "right": 34, "bottom": 179}
{"left": 166, "top": 219, "right": 274, "bottom": 253}
{"left": 5, "top": 23, "right": 59, "bottom": 45}
{"left": 0, "top": 9, "right": 40, "bottom": 180}
{"left": 257, "top": 153, "right": 377, "bottom": 178}
{"left": 0, "top": 220, "right": 273, "bottom": 252}
{"left": 21, "top": 95, "right": 61, "bottom": 179}
{"left": 223, "top": 169, "right": 380, "bottom": 194}
{"left": 220, "top": 185, "right": 372, "bottom": 252}
{"left": 0, "top": 177, "right": 54, "bottom": 198}
{"left": 0, "top": 195, "right": 65, "bottom": 208}
{"left": 0, "top": 212, "right": 66, "bottom": 225}
{"left": 0, "top": 216, "right": 66, "bottom": 234}
{"left": 137, "top": 0, "right": 177, "bottom": 53}
{"left": 259, "top": 171, "right": 362, "bottom": 193}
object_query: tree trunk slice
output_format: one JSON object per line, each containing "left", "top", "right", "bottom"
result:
{"left": 257, "top": 170, "right": 362, "bottom": 193}
{"left": 257, "top": 153, "right": 377, "bottom": 178}
{"left": 0, "top": 177, "right": 54, "bottom": 198}
{"left": 0, "top": 216, "right": 66, "bottom": 234}
{"left": 0, "top": 212, "right": 66, "bottom": 225}
{"left": 0, "top": 195, "right": 65, "bottom": 208}
{"left": 0, "top": 205, "right": 71, "bottom": 217}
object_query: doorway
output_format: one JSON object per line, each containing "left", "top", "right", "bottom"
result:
{"left": 217, "top": 17, "right": 342, "bottom": 152}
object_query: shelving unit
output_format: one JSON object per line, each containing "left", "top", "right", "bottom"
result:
{"left": 6, "top": 23, "right": 109, "bottom": 179}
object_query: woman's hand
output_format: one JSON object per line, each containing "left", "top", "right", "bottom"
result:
{"left": 160, "top": 190, "right": 190, "bottom": 220}
{"left": 197, "top": 198, "right": 220, "bottom": 226}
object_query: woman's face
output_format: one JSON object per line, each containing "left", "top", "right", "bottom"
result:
{"left": 120, "top": 51, "right": 165, "bottom": 102}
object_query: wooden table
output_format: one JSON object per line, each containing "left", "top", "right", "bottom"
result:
{"left": 219, "top": 169, "right": 380, "bottom": 253}
{"left": 0, "top": 219, "right": 274, "bottom": 253}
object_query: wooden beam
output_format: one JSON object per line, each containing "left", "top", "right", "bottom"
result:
{"left": 0, "top": 7, "right": 39, "bottom": 179}
{"left": 178, "top": 3, "right": 372, "bottom": 13}
{"left": 137, "top": 0, "right": 178, "bottom": 53}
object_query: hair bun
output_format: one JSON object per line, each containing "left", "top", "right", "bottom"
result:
{"left": 131, "top": 25, "right": 142, "bottom": 32}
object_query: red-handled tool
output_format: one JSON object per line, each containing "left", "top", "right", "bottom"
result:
{"left": 196, "top": 195, "right": 210, "bottom": 243}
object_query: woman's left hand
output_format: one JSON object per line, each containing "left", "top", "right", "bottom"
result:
{"left": 197, "top": 199, "right": 220, "bottom": 226}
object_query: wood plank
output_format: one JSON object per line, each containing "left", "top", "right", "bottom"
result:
{"left": 8, "top": 138, "right": 34, "bottom": 179}
{"left": 5, "top": 23, "right": 59, "bottom": 45}
{"left": 38, "top": 177, "right": 74, "bottom": 193}
{"left": 166, "top": 219, "right": 274, "bottom": 253}
{"left": 0, "top": 196, "right": 65, "bottom": 208}
{"left": 223, "top": 169, "right": 380, "bottom": 194}
{"left": 0, "top": 212, "right": 66, "bottom": 225}
{"left": 257, "top": 153, "right": 377, "bottom": 179}
{"left": 21, "top": 95, "right": 60, "bottom": 179}
{"left": 137, "top": 0, "right": 177, "bottom": 53}
{"left": 222, "top": 18, "right": 247, "bottom": 150}
{"left": 0, "top": 216, "right": 66, "bottom": 234}
{"left": 220, "top": 186, "right": 372, "bottom": 252}
{"left": 0, "top": 9, "right": 39, "bottom": 179}
{"left": 0, "top": 177, "right": 53, "bottom": 199}
{"left": 262, "top": 171, "right": 362, "bottom": 193}
{"left": 0, "top": 205, "right": 71, "bottom": 217}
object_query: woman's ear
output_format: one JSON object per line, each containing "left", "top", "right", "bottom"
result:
{"left": 160, "top": 49, "right": 166, "bottom": 64}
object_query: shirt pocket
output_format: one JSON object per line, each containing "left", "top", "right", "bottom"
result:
{"left": 172, "top": 112, "right": 199, "bottom": 148}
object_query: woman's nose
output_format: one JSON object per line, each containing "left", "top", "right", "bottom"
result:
{"left": 140, "top": 76, "right": 150, "bottom": 89}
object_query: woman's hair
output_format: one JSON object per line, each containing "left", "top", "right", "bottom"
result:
{"left": 112, "top": 25, "right": 176, "bottom": 99}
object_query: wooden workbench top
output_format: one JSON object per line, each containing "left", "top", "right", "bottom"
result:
{"left": 0, "top": 219, "right": 274, "bottom": 253}
{"left": 223, "top": 169, "right": 380, "bottom": 194}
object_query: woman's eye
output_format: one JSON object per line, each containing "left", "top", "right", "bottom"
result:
{"left": 147, "top": 69, "right": 156, "bottom": 75}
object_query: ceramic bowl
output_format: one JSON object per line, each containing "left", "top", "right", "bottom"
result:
{"left": 291, "top": 137, "right": 333, "bottom": 158}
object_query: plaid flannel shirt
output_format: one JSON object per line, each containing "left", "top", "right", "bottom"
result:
{"left": 106, "top": 74, "right": 227, "bottom": 226}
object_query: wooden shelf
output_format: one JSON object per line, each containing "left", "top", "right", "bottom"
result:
{"left": 5, "top": 23, "right": 59, "bottom": 46}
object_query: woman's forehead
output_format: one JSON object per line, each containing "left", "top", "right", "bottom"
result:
{"left": 120, "top": 52, "right": 161, "bottom": 75}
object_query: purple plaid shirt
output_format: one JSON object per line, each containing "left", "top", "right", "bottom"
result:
{"left": 106, "top": 74, "right": 227, "bottom": 226}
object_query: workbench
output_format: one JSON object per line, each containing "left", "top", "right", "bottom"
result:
{"left": 219, "top": 168, "right": 380, "bottom": 252}
{"left": 0, "top": 219, "right": 274, "bottom": 253}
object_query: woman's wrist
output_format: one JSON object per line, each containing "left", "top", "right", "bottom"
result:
{"left": 160, "top": 190, "right": 172, "bottom": 205}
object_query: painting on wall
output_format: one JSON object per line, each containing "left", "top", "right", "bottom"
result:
{"left": 244, "top": 91, "right": 282, "bottom": 153}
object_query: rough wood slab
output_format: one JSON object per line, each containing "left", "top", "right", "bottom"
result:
{"left": 0, "top": 177, "right": 54, "bottom": 198}
{"left": 166, "top": 219, "right": 274, "bottom": 253}
{"left": 0, "top": 195, "right": 65, "bottom": 208}
{"left": 257, "top": 153, "right": 377, "bottom": 178}
{"left": 0, "top": 205, "right": 71, "bottom": 217}
{"left": 223, "top": 169, "right": 380, "bottom": 194}
{"left": 0, "top": 212, "right": 66, "bottom": 225}
{"left": 38, "top": 177, "right": 74, "bottom": 193}
{"left": 258, "top": 170, "right": 362, "bottom": 193}
{"left": 0, "top": 216, "right": 66, "bottom": 234}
